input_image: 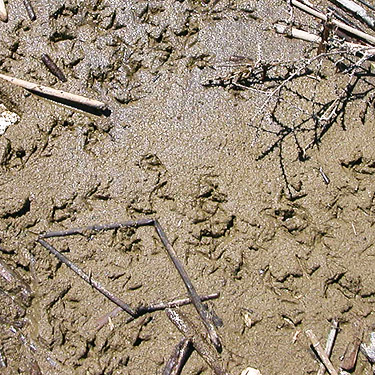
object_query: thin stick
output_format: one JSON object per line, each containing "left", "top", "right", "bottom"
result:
{"left": 136, "top": 292, "right": 220, "bottom": 315}
{"left": 305, "top": 329, "right": 339, "bottom": 375}
{"left": 154, "top": 220, "right": 222, "bottom": 352}
{"left": 357, "top": 0, "right": 375, "bottom": 12}
{"left": 328, "top": 0, "right": 375, "bottom": 29}
{"left": 317, "top": 320, "right": 339, "bottom": 375}
{"left": 165, "top": 308, "right": 229, "bottom": 375}
{"left": 96, "top": 292, "right": 220, "bottom": 329}
{"left": 23, "top": 0, "right": 36, "bottom": 21}
{"left": 275, "top": 23, "right": 375, "bottom": 56}
{"left": 291, "top": 0, "right": 375, "bottom": 45}
{"left": 40, "top": 218, "right": 155, "bottom": 238}
{"left": 0, "top": 0, "right": 7, "bottom": 22}
{"left": 37, "top": 238, "right": 137, "bottom": 317}
{"left": 0, "top": 73, "right": 109, "bottom": 116}
{"left": 275, "top": 23, "right": 321, "bottom": 43}
{"left": 163, "top": 337, "right": 193, "bottom": 375}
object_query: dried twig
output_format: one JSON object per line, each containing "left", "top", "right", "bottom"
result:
{"left": 41, "top": 54, "right": 66, "bottom": 82}
{"left": 329, "top": 0, "right": 375, "bottom": 29}
{"left": 357, "top": 0, "right": 375, "bottom": 12}
{"left": 275, "top": 23, "right": 375, "bottom": 57}
{"left": 0, "top": 0, "right": 7, "bottom": 22}
{"left": 37, "top": 238, "right": 137, "bottom": 317}
{"left": 0, "top": 73, "right": 109, "bottom": 116}
{"left": 135, "top": 293, "right": 220, "bottom": 316}
{"left": 163, "top": 337, "right": 193, "bottom": 375}
{"left": 291, "top": 0, "right": 375, "bottom": 45}
{"left": 96, "top": 292, "right": 220, "bottom": 329}
{"left": 275, "top": 23, "right": 321, "bottom": 43}
{"left": 153, "top": 220, "right": 222, "bottom": 352}
{"left": 165, "top": 308, "right": 229, "bottom": 375}
{"left": 317, "top": 320, "right": 339, "bottom": 375}
{"left": 306, "top": 329, "right": 339, "bottom": 375}
{"left": 39, "top": 218, "right": 155, "bottom": 238}
{"left": 23, "top": 0, "right": 36, "bottom": 21}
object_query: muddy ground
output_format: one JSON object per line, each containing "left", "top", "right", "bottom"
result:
{"left": 1, "top": 0, "right": 375, "bottom": 374}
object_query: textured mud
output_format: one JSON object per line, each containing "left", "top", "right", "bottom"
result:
{"left": 1, "top": 1, "right": 375, "bottom": 374}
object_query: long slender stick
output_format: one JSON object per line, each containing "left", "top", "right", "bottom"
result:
{"left": 0, "top": 73, "right": 109, "bottom": 116}
{"left": 291, "top": 0, "right": 375, "bottom": 45}
{"left": 317, "top": 320, "right": 339, "bottom": 375}
{"left": 154, "top": 220, "right": 222, "bottom": 352}
{"left": 165, "top": 308, "right": 229, "bottom": 375}
{"left": 305, "top": 329, "right": 339, "bottom": 375}
{"left": 37, "top": 238, "right": 137, "bottom": 317}
{"left": 163, "top": 337, "right": 193, "bottom": 375}
{"left": 40, "top": 218, "right": 155, "bottom": 238}
{"left": 0, "top": 0, "right": 7, "bottom": 22}
{"left": 357, "top": 0, "right": 375, "bottom": 12}
{"left": 136, "top": 292, "right": 220, "bottom": 315}
{"left": 329, "top": 0, "right": 375, "bottom": 29}
{"left": 96, "top": 293, "right": 220, "bottom": 329}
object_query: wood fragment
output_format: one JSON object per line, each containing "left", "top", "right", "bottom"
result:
{"left": 163, "top": 337, "right": 193, "bottom": 375}
{"left": 306, "top": 329, "right": 339, "bottom": 375}
{"left": 319, "top": 167, "right": 330, "bottom": 185}
{"left": 275, "top": 23, "right": 321, "bottom": 43}
{"left": 96, "top": 292, "right": 220, "bottom": 329}
{"left": 41, "top": 54, "right": 67, "bottom": 82}
{"left": 318, "top": 16, "right": 334, "bottom": 54}
{"left": 340, "top": 320, "right": 363, "bottom": 371}
{"left": 317, "top": 320, "right": 339, "bottom": 375}
{"left": 23, "top": 0, "right": 36, "bottom": 21}
{"left": 275, "top": 23, "right": 375, "bottom": 58}
{"left": 165, "top": 308, "right": 229, "bottom": 375}
{"left": 0, "top": 0, "right": 7, "bottom": 22}
{"left": 0, "top": 73, "right": 109, "bottom": 116}
{"left": 291, "top": 0, "right": 375, "bottom": 45}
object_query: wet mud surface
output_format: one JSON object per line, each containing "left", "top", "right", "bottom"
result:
{"left": 1, "top": 1, "right": 375, "bottom": 374}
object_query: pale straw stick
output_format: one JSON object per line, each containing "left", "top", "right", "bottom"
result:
{"left": 0, "top": 0, "right": 7, "bottom": 22}
{"left": 275, "top": 23, "right": 375, "bottom": 56}
{"left": 275, "top": 23, "right": 321, "bottom": 43}
{"left": 317, "top": 320, "right": 339, "bottom": 375}
{"left": 305, "top": 329, "right": 339, "bottom": 375}
{"left": 329, "top": 0, "right": 375, "bottom": 29}
{"left": 0, "top": 73, "right": 108, "bottom": 115}
{"left": 291, "top": 0, "right": 375, "bottom": 45}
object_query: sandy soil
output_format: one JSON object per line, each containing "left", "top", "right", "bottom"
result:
{"left": 1, "top": 0, "right": 375, "bottom": 374}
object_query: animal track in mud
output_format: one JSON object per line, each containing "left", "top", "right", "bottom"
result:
{"left": 185, "top": 176, "right": 235, "bottom": 259}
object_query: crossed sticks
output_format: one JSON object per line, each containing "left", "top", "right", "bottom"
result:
{"left": 37, "top": 218, "right": 228, "bottom": 375}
